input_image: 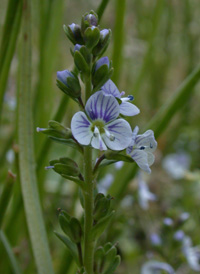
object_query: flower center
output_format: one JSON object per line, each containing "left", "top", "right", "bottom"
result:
{"left": 90, "top": 120, "right": 115, "bottom": 141}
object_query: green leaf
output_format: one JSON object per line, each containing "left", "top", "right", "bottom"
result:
{"left": 54, "top": 231, "right": 80, "bottom": 266}
{"left": 91, "top": 211, "right": 115, "bottom": 238}
{"left": 49, "top": 136, "right": 83, "bottom": 154}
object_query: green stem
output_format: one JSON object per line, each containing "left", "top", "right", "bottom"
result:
{"left": 83, "top": 75, "right": 95, "bottom": 274}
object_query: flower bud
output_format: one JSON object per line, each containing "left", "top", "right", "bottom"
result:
{"left": 84, "top": 26, "right": 100, "bottom": 50}
{"left": 49, "top": 157, "right": 80, "bottom": 177}
{"left": 37, "top": 120, "right": 72, "bottom": 139}
{"left": 92, "top": 57, "right": 114, "bottom": 91}
{"left": 95, "top": 56, "right": 110, "bottom": 71}
{"left": 57, "top": 69, "right": 81, "bottom": 98}
{"left": 81, "top": 11, "right": 98, "bottom": 33}
{"left": 93, "top": 29, "right": 112, "bottom": 57}
{"left": 63, "top": 23, "right": 84, "bottom": 45}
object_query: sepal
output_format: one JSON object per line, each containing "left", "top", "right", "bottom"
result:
{"left": 63, "top": 23, "right": 84, "bottom": 45}
{"left": 84, "top": 26, "right": 100, "bottom": 50}
{"left": 91, "top": 210, "right": 115, "bottom": 238}
{"left": 92, "top": 58, "right": 113, "bottom": 91}
{"left": 74, "top": 50, "right": 90, "bottom": 76}
{"left": 54, "top": 231, "right": 80, "bottom": 266}
{"left": 93, "top": 193, "right": 112, "bottom": 222}
{"left": 94, "top": 243, "right": 120, "bottom": 274}
{"left": 58, "top": 210, "right": 82, "bottom": 244}
{"left": 93, "top": 29, "right": 112, "bottom": 57}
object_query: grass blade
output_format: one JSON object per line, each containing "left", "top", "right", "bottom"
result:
{"left": 96, "top": 0, "right": 110, "bottom": 22}
{"left": 18, "top": 1, "right": 54, "bottom": 273}
{"left": 0, "top": 171, "right": 16, "bottom": 228}
{"left": 0, "top": 230, "right": 22, "bottom": 274}
{"left": 0, "top": 0, "right": 22, "bottom": 117}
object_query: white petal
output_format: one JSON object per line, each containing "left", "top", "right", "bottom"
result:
{"left": 91, "top": 135, "right": 107, "bottom": 151}
{"left": 101, "top": 79, "right": 121, "bottom": 98}
{"left": 85, "top": 91, "right": 120, "bottom": 123}
{"left": 130, "top": 150, "right": 151, "bottom": 173}
{"left": 136, "top": 130, "right": 157, "bottom": 152}
{"left": 103, "top": 119, "right": 132, "bottom": 151}
{"left": 119, "top": 101, "right": 140, "bottom": 116}
{"left": 71, "top": 112, "right": 92, "bottom": 145}
{"left": 147, "top": 152, "right": 155, "bottom": 166}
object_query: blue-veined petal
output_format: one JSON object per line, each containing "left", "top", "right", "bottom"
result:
{"left": 85, "top": 91, "right": 120, "bottom": 123}
{"left": 71, "top": 112, "right": 92, "bottom": 145}
{"left": 103, "top": 119, "right": 132, "bottom": 150}
{"left": 101, "top": 79, "right": 121, "bottom": 98}
{"left": 130, "top": 150, "right": 151, "bottom": 173}
{"left": 135, "top": 130, "right": 157, "bottom": 152}
{"left": 126, "top": 126, "right": 139, "bottom": 154}
{"left": 119, "top": 101, "right": 140, "bottom": 116}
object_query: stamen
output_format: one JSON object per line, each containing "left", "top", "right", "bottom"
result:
{"left": 105, "top": 128, "right": 115, "bottom": 141}
{"left": 120, "top": 95, "right": 133, "bottom": 103}
{"left": 120, "top": 91, "right": 125, "bottom": 96}
{"left": 93, "top": 126, "right": 100, "bottom": 137}
{"left": 139, "top": 145, "right": 148, "bottom": 150}
{"left": 45, "top": 166, "right": 54, "bottom": 170}
{"left": 36, "top": 127, "right": 45, "bottom": 132}
{"left": 128, "top": 95, "right": 134, "bottom": 101}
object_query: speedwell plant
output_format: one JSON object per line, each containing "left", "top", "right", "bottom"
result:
{"left": 37, "top": 10, "right": 157, "bottom": 274}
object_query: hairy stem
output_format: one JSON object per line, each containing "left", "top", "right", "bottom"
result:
{"left": 83, "top": 74, "right": 95, "bottom": 274}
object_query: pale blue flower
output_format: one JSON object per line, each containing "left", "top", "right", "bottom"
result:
{"left": 141, "top": 260, "right": 175, "bottom": 274}
{"left": 162, "top": 152, "right": 190, "bottom": 179}
{"left": 71, "top": 91, "right": 132, "bottom": 151}
{"left": 163, "top": 217, "right": 173, "bottom": 226}
{"left": 138, "top": 177, "right": 156, "bottom": 210}
{"left": 183, "top": 236, "right": 200, "bottom": 272}
{"left": 127, "top": 126, "right": 157, "bottom": 173}
{"left": 150, "top": 233, "right": 162, "bottom": 246}
{"left": 101, "top": 79, "right": 140, "bottom": 116}
{"left": 174, "top": 230, "right": 185, "bottom": 241}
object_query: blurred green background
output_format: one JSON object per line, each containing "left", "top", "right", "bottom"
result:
{"left": 0, "top": 0, "right": 200, "bottom": 273}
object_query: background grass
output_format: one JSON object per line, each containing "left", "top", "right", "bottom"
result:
{"left": 0, "top": 0, "right": 200, "bottom": 273}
